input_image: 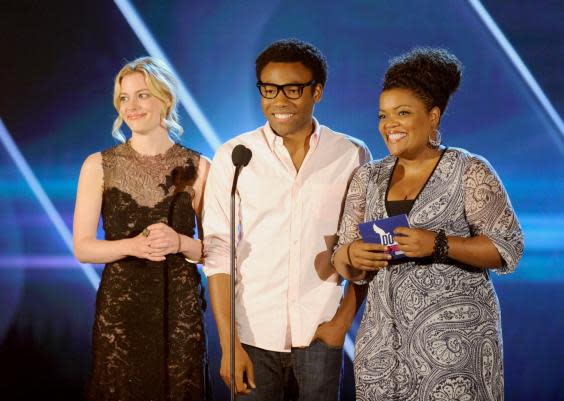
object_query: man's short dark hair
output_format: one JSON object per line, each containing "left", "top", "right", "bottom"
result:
{"left": 255, "top": 38, "right": 328, "bottom": 87}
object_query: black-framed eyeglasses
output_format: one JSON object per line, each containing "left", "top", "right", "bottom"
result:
{"left": 256, "top": 80, "right": 317, "bottom": 99}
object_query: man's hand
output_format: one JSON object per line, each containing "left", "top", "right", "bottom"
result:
{"left": 312, "top": 320, "right": 347, "bottom": 349}
{"left": 220, "top": 343, "right": 256, "bottom": 395}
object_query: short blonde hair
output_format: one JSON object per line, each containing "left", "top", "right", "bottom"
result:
{"left": 112, "top": 56, "right": 183, "bottom": 142}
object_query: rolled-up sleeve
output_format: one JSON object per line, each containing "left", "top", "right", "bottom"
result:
{"left": 463, "top": 155, "right": 524, "bottom": 274}
{"left": 202, "top": 145, "right": 234, "bottom": 277}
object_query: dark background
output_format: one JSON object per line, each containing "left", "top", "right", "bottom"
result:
{"left": 1, "top": 0, "right": 563, "bottom": 400}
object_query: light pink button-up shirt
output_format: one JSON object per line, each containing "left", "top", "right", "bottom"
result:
{"left": 203, "top": 119, "right": 371, "bottom": 352}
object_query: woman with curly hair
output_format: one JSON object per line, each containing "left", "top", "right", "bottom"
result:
{"left": 332, "top": 48, "right": 523, "bottom": 400}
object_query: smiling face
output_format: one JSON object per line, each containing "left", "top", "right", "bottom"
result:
{"left": 259, "top": 62, "right": 322, "bottom": 139}
{"left": 118, "top": 72, "right": 170, "bottom": 136}
{"left": 378, "top": 88, "right": 440, "bottom": 159}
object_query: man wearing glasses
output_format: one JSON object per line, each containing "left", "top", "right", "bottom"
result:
{"left": 203, "top": 39, "right": 371, "bottom": 400}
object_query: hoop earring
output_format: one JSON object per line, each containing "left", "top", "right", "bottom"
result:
{"left": 428, "top": 128, "right": 442, "bottom": 148}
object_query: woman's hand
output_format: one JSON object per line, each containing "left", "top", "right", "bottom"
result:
{"left": 146, "top": 222, "right": 181, "bottom": 257}
{"left": 128, "top": 232, "right": 166, "bottom": 262}
{"left": 394, "top": 227, "right": 436, "bottom": 258}
{"left": 348, "top": 239, "right": 391, "bottom": 271}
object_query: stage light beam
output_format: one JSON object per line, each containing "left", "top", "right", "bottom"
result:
{"left": 0, "top": 118, "right": 100, "bottom": 289}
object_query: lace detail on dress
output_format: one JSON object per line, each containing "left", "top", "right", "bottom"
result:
{"left": 101, "top": 142, "right": 197, "bottom": 208}
{"left": 88, "top": 142, "right": 211, "bottom": 401}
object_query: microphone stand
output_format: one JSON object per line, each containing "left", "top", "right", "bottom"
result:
{"left": 230, "top": 164, "right": 243, "bottom": 401}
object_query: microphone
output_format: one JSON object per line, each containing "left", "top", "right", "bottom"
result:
{"left": 231, "top": 144, "right": 252, "bottom": 167}
{"left": 230, "top": 145, "right": 252, "bottom": 195}
{"left": 229, "top": 143, "right": 252, "bottom": 400}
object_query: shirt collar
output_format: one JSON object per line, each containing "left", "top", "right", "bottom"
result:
{"left": 263, "top": 117, "right": 321, "bottom": 152}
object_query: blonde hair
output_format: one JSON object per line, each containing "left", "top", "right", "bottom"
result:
{"left": 112, "top": 56, "right": 183, "bottom": 142}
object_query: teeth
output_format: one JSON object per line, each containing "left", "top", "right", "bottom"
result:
{"left": 388, "top": 132, "right": 406, "bottom": 142}
{"left": 274, "top": 113, "right": 293, "bottom": 119}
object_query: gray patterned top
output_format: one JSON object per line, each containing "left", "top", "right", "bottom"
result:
{"left": 335, "top": 147, "right": 524, "bottom": 401}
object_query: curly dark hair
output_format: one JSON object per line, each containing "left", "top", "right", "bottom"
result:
{"left": 383, "top": 47, "right": 462, "bottom": 115}
{"left": 255, "top": 38, "right": 328, "bottom": 86}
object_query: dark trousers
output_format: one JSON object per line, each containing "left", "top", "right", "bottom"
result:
{"left": 237, "top": 340, "right": 343, "bottom": 401}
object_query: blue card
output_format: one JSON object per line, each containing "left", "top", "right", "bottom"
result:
{"left": 358, "top": 214, "right": 410, "bottom": 259}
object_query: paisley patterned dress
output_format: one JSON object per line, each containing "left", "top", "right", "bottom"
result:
{"left": 335, "top": 147, "right": 524, "bottom": 401}
{"left": 87, "top": 142, "right": 211, "bottom": 401}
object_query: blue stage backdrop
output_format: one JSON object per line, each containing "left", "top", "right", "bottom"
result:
{"left": 1, "top": 1, "right": 563, "bottom": 400}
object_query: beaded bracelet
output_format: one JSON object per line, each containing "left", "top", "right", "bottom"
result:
{"left": 433, "top": 229, "right": 449, "bottom": 263}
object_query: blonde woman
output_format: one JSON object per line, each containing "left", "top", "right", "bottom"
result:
{"left": 73, "top": 57, "right": 211, "bottom": 400}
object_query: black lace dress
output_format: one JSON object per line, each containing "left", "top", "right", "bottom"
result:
{"left": 87, "top": 142, "right": 210, "bottom": 401}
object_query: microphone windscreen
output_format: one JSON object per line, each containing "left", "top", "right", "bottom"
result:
{"left": 232, "top": 144, "right": 249, "bottom": 167}
{"left": 242, "top": 147, "right": 252, "bottom": 166}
